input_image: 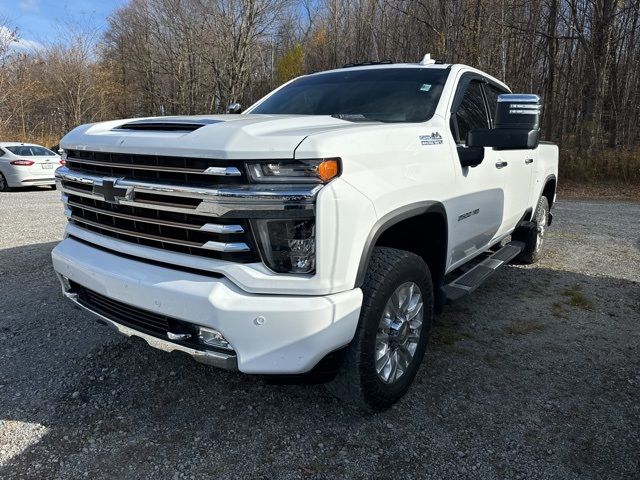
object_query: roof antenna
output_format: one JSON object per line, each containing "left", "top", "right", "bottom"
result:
{"left": 419, "top": 53, "right": 436, "bottom": 65}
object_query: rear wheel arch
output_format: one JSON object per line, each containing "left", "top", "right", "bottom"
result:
{"left": 541, "top": 174, "right": 557, "bottom": 208}
{"left": 355, "top": 202, "right": 448, "bottom": 291}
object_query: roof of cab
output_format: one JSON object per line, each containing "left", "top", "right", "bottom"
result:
{"left": 314, "top": 61, "right": 451, "bottom": 76}
{"left": 302, "top": 61, "right": 509, "bottom": 92}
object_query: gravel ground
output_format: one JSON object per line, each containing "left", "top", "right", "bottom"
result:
{"left": 1, "top": 188, "right": 638, "bottom": 479}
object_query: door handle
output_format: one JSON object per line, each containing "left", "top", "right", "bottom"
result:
{"left": 495, "top": 161, "right": 508, "bottom": 169}
{"left": 525, "top": 158, "right": 534, "bottom": 164}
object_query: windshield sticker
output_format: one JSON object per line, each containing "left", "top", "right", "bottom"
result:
{"left": 419, "top": 84, "right": 432, "bottom": 92}
{"left": 419, "top": 132, "right": 443, "bottom": 145}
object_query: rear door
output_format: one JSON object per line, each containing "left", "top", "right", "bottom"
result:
{"left": 483, "top": 84, "right": 534, "bottom": 228}
{"left": 448, "top": 78, "right": 506, "bottom": 267}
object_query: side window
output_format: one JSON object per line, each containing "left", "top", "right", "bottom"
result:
{"left": 483, "top": 84, "right": 508, "bottom": 127}
{"left": 0, "top": 149, "right": 4, "bottom": 157}
{"left": 453, "top": 80, "right": 489, "bottom": 144}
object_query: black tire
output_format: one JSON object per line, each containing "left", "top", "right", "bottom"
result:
{"left": 326, "top": 247, "right": 433, "bottom": 412}
{"left": 0, "top": 173, "right": 9, "bottom": 192}
{"left": 515, "top": 195, "right": 549, "bottom": 264}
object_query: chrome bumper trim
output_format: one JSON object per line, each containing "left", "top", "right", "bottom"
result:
{"left": 63, "top": 291, "right": 238, "bottom": 370}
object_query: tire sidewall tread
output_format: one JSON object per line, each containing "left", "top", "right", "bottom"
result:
{"left": 326, "top": 247, "right": 434, "bottom": 412}
{"left": 516, "top": 196, "right": 549, "bottom": 264}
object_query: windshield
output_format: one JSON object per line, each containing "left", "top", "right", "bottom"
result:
{"left": 6, "top": 145, "right": 56, "bottom": 156}
{"left": 251, "top": 68, "right": 449, "bottom": 123}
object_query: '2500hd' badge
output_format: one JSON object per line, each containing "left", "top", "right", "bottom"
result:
{"left": 419, "top": 132, "right": 443, "bottom": 145}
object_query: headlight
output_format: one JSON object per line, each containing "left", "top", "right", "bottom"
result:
{"left": 252, "top": 218, "right": 315, "bottom": 274}
{"left": 246, "top": 158, "right": 340, "bottom": 183}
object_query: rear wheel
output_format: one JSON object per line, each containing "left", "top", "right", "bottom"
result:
{"left": 0, "top": 173, "right": 9, "bottom": 192}
{"left": 515, "top": 196, "right": 549, "bottom": 264}
{"left": 326, "top": 247, "right": 433, "bottom": 412}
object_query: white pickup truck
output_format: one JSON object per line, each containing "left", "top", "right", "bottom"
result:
{"left": 52, "top": 57, "right": 558, "bottom": 411}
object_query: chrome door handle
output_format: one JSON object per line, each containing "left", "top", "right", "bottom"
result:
{"left": 525, "top": 158, "right": 534, "bottom": 164}
{"left": 495, "top": 161, "right": 508, "bottom": 169}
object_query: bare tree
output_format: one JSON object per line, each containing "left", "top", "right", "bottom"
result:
{"left": 1, "top": 0, "right": 639, "bottom": 183}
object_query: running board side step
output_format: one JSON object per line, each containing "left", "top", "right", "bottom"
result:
{"left": 443, "top": 241, "right": 525, "bottom": 303}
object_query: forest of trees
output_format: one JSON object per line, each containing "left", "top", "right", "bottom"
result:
{"left": 1, "top": 0, "right": 639, "bottom": 184}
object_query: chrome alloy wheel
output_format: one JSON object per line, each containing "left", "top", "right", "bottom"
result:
{"left": 375, "top": 282, "right": 424, "bottom": 384}
{"left": 535, "top": 204, "right": 548, "bottom": 253}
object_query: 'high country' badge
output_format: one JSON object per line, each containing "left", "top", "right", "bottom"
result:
{"left": 419, "top": 132, "right": 443, "bottom": 145}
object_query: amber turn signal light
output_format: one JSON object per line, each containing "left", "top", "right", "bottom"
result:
{"left": 318, "top": 158, "right": 340, "bottom": 182}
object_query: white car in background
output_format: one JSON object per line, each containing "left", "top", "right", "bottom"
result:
{"left": 0, "top": 142, "right": 62, "bottom": 191}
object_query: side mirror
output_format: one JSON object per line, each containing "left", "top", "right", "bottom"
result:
{"left": 227, "top": 103, "right": 242, "bottom": 114}
{"left": 468, "top": 94, "right": 541, "bottom": 150}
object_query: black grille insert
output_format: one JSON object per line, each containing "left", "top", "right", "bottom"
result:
{"left": 65, "top": 150, "right": 247, "bottom": 185}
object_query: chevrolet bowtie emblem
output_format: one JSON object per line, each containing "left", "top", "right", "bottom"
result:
{"left": 92, "top": 179, "right": 133, "bottom": 204}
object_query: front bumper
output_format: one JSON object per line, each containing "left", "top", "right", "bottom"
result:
{"left": 63, "top": 289, "right": 238, "bottom": 369}
{"left": 52, "top": 237, "right": 363, "bottom": 374}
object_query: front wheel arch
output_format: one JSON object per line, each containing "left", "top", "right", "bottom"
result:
{"left": 355, "top": 202, "right": 448, "bottom": 289}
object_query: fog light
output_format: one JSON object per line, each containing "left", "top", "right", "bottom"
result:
{"left": 197, "top": 327, "right": 233, "bottom": 351}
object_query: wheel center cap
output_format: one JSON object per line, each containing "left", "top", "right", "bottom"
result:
{"left": 389, "top": 320, "right": 409, "bottom": 344}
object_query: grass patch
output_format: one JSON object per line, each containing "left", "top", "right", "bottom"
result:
{"left": 503, "top": 319, "right": 546, "bottom": 336}
{"left": 562, "top": 285, "right": 593, "bottom": 310}
{"left": 560, "top": 148, "right": 640, "bottom": 186}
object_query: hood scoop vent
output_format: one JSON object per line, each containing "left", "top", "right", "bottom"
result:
{"left": 114, "top": 118, "right": 223, "bottom": 132}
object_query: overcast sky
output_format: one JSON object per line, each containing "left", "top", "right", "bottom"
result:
{"left": 0, "top": 0, "right": 125, "bottom": 49}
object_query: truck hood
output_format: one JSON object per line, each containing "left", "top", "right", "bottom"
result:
{"left": 60, "top": 114, "right": 372, "bottom": 159}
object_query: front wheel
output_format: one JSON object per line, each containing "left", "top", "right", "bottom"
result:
{"left": 326, "top": 247, "right": 433, "bottom": 412}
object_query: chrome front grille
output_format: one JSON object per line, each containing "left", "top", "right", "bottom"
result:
{"left": 56, "top": 155, "right": 319, "bottom": 269}
{"left": 65, "top": 193, "right": 257, "bottom": 261}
